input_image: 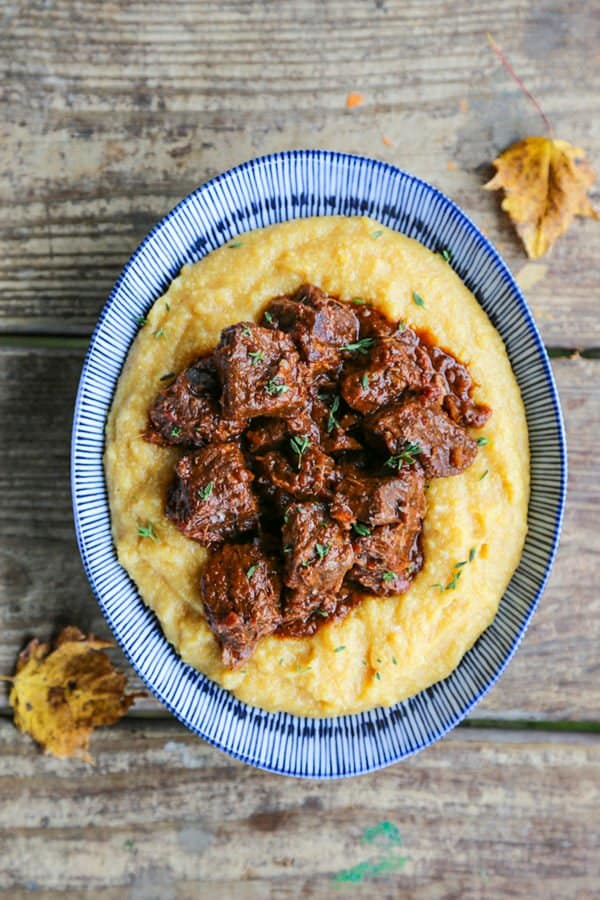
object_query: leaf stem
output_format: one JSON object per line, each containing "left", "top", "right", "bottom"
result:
{"left": 487, "top": 34, "right": 554, "bottom": 137}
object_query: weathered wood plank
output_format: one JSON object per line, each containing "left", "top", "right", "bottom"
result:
{"left": 0, "top": 348, "right": 597, "bottom": 720}
{"left": 0, "top": 719, "right": 597, "bottom": 896}
{"left": 1, "top": 1, "right": 599, "bottom": 343}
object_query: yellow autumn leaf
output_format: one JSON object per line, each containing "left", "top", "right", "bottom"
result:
{"left": 485, "top": 136, "right": 599, "bottom": 259}
{"left": 2, "top": 627, "right": 143, "bottom": 762}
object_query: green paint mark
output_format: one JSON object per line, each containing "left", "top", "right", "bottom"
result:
{"left": 332, "top": 822, "right": 406, "bottom": 884}
{"left": 333, "top": 855, "right": 407, "bottom": 883}
{"left": 363, "top": 820, "right": 403, "bottom": 847}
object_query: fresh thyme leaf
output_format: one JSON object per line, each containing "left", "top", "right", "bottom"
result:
{"left": 385, "top": 442, "right": 422, "bottom": 469}
{"left": 392, "top": 655, "right": 398, "bottom": 665}
{"left": 228, "top": 241, "right": 243, "bottom": 248}
{"left": 315, "top": 542, "right": 330, "bottom": 561}
{"left": 371, "top": 229, "right": 384, "bottom": 239}
{"left": 137, "top": 522, "right": 158, "bottom": 543}
{"left": 361, "top": 373, "right": 370, "bottom": 389}
{"left": 326, "top": 395, "right": 341, "bottom": 433}
{"left": 431, "top": 583, "right": 445, "bottom": 592}
{"left": 334, "top": 645, "right": 346, "bottom": 653}
{"left": 283, "top": 545, "right": 293, "bottom": 553}
{"left": 266, "top": 378, "right": 289, "bottom": 396}
{"left": 351, "top": 297, "right": 366, "bottom": 304}
{"left": 263, "top": 310, "right": 274, "bottom": 324}
{"left": 476, "top": 436, "right": 489, "bottom": 447}
{"left": 454, "top": 560, "right": 467, "bottom": 569}
{"left": 396, "top": 320, "right": 406, "bottom": 333}
{"left": 248, "top": 350, "right": 265, "bottom": 366}
{"left": 289, "top": 434, "right": 310, "bottom": 468}
{"left": 136, "top": 316, "right": 147, "bottom": 327}
{"left": 352, "top": 522, "right": 371, "bottom": 537}
{"left": 375, "top": 671, "right": 382, "bottom": 680}
{"left": 479, "top": 469, "right": 489, "bottom": 481}
{"left": 382, "top": 570, "right": 397, "bottom": 583}
{"left": 159, "top": 372, "right": 175, "bottom": 381}
{"left": 341, "top": 337, "right": 375, "bottom": 355}
{"left": 445, "top": 569, "right": 462, "bottom": 591}
{"left": 246, "top": 564, "right": 258, "bottom": 580}
{"left": 469, "top": 546, "right": 477, "bottom": 562}
{"left": 197, "top": 482, "right": 213, "bottom": 501}
{"left": 440, "top": 248, "right": 453, "bottom": 263}
{"left": 241, "top": 324, "right": 252, "bottom": 336}
{"left": 170, "top": 426, "right": 181, "bottom": 437}
{"left": 153, "top": 327, "right": 167, "bottom": 339}
{"left": 165, "top": 302, "right": 170, "bottom": 311}
{"left": 412, "top": 291, "right": 426, "bottom": 308}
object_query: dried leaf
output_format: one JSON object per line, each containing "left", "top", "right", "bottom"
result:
{"left": 3, "top": 627, "right": 143, "bottom": 762}
{"left": 486, "top": 136, "right": 599, "bottom": 258}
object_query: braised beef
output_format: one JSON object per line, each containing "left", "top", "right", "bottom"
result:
{"left": 263, "top": 284, "right": 359, "bottom": 374}
{"left": 331, "top": 465, "right": 425, "bottom": 530}
{"left": 280, "top": 502, "right": 354, "bottom": 630}
{"left": 215, "top": 322, "right": 307, "bottom": 419}
{"left": 166, "top": 443, "right": 259, "bottom": 543}
{"left": 200, "top": 542, "right": 281, "bottom": 668}
{"left": 341, "top": 328, "right": 432, "bottom": 415}
{"left": 365, "top": 399, "right": 478, "bottom": 478}
{"left": 145, "top": 355, "right": 247, "bottom": 447}
{"left": 426, "top": 344, "right": 491, "bottom": 428}
{"left": 144, "top": 282, "right": 491, "bottom": 667}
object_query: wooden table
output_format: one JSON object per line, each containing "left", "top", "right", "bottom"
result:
{"left": 1, "top": 2, "right": 598, "bottom": 896}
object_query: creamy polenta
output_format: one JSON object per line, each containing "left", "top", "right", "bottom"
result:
{"left": 104, "top": 216, "right": 529, "bottom": 716}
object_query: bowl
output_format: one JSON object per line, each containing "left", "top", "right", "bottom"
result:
{"left": 71, "top": 150, "right": 566, "bottom": 778}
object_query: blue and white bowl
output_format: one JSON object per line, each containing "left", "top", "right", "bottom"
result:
{"left": 71, "top": 151, "right": 566, "bottom": 778}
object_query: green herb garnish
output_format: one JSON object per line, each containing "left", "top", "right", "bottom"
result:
{"left": 396, "top": 320, "right": 406, "bottom": 333}
{"left": 351, "top": 297, "right": 366, "bottom": 304}
{"left": 170, "top": 426, "right": 181, "bottom": 437}
{"left": 159, "top": 372, "right": 175, "bottom": 381}
{"left": 341, "top": 337, "right": 375, "bottom": 355}
{"left": 263, "top": 310, "right": 274, "bottom": 324}
{"left": 165, "top": 302, "right": 170, "bottom": 311}
{"left": 136, "top": 316, "right": 147, "bottom": 327}
{"left": 412, "top": 291, "right": 425, "bottom": 308}
{"left": 352, "top": 522, "right": 371, "bottom": 537}
{"left": 382, "top": 571, "right": 397, "bottom": 583}
{"left": 290, "top": 434, "right": 310, "bottom": 468}
{"left": 375, "top": 671, "right": 382, "bottom": 680}
{"left": 392, "top": 655, "right": 398, "bottom": 665}
{"left": 326, "top": 395, "right": 341, "bottom": 433}
{"left": 246, "top": 564, "right": 258, "bottom": 580}
{"left": 228, "top": 241, "right": 243, "bottom": 248}
{"left": 137, "top": 522, "right": 158, "bottom": 543}
{"left": 440, "top": 248, "right": 452, "bottom": 263}
{"left": 241, "top": 324, "right": 252, "bottom": 336}
{"left": 476, "top": 436, "right": 489, "bottom": 447}
{"left": 153, "top": 327, "right": 167, "bottom": 339}
{"left": 371, "top": 230, "right": 384, "bottom": 239}
{"left": 315, "top": 543, "right": 330, "bottom": 561}
{"left": 248, "top": 350, "right": 265, "bottom": 366}
{"left": 479, "top": 469, "right": 489, "bottom": 481}
{"left": 197, "top": 482, "right": 213, "bottom": 501}
{"left": 266, "top": 378, "right": 289, "bottom": 396}
{"left": 385, "top": 442, "right": 422, "bottom": 469}
{"left": 361, "top": 373, "right": 370, "bottom": 389}
{"left": 469, "top": 546, "right": 477, "bottom": 562}
{"left": 334, "top": 645, "right": 346, "bottom": 653}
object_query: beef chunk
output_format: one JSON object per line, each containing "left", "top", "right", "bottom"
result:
{"left": 426, "top": 345, "right": 491, "bottom": 428}
{"left": 200, "top": 542, "right": 282, "bottom": 668}
{"left": 245, "top": 418, "right": 289, "bottom": 454}
{"left": 353, "top": 303, "right": 398, "bottom": 339}
{"left": 280, "top": 502, "right": 354, "bottom": 629}
{"left": 214, "top": 322, "right": 307, "bottom": 419}
{"left": 166, "top": 443, "right": 259, "bottom": 543}
{"left": 349, "top": 519, "right": 423, "bottom": 596}
{"left": 309, "top": 395, "right": 363, "bottom": 454}
{"left": 144, "top": 355, "right": 247, "bottom": 447}
{"left": 255, "top": 439, "right": 337, "bottom": 503}
{"left": 263, "top": 284, "right": 359, "bottom": 374}
{"left": 365, "top": 399, "right": 478, "bottom": 478}
{"left": 331, "top": 465, "right": 425, "bottom": 530}
{"left": 340, "top": 328, "right": 432, "bottom": 415}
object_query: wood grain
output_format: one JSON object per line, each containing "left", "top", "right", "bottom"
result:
{"left": 0, "top": 718, "right": 597, "bottom": 897}
{"left": 1, "top": 1, "right": 599, "bottom": 344}
{"left": 0, "top": 348, "right": 597, "bottom": 720}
